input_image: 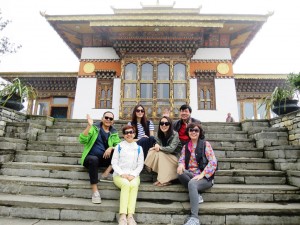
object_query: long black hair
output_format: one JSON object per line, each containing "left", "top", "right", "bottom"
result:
{"left": 131, "top": 104, "right": 148, "bottom": 134}
{"left": 157, "top": 116, "right": 174, "bottom": 141}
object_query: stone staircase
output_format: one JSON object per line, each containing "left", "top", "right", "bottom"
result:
{"left": 0, "top": 117, "right": 300, "bottom": 225}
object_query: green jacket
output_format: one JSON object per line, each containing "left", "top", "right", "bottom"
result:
{"left": 79, "top": 122, "right": 121, "bottom": 165}
{"left": 155, "top": 131, "right": 182, "bottom": 158}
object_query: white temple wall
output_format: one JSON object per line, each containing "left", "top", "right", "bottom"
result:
{"left": 72, "top": 78, "right": 120, "bottom": 119}
{"left": 190, "top": 78, "right": 239, "bottom": 122}
{"left": 190, "top": 47, "right": 238, "bottom": 122}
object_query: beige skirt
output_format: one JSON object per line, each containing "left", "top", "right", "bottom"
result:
{"left": 144, "top": 150, "right": 178, "bottom": 184}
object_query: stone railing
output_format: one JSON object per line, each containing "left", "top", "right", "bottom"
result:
{"left": 242, "top": 110, "right": 300, "bottom": 187}
{"left": 0, "top": 106, "right": 54, "bottom": 165}
{"left": 270, "top": 110, "right": 300, "bottom": 146}
{"left": 0, "top": 106, "right": 27, "bottom": 137}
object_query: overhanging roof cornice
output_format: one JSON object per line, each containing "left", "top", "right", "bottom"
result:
{"left": 45, "top": 14, "right": 269, "bottom": 23}
{"left": 0, "top": 72, "right": 78, "bottom": 78}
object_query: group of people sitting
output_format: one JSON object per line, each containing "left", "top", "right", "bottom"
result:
{"left": 79, "top": 104, "right": 218, "bottom": 225}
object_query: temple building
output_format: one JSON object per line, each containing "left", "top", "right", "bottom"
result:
{"left": 1, "top": 3, "right": 281, "bottom": 122}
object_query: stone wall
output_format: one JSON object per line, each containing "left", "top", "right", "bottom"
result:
{"left": 243, "top": 110, "right": 300, "bottom": 187}
{"left": 270, "top": 110, "right": 300, "bottom": 146}
{"left": 0, "top": 106, "right": 27, "bottom": 137}
{"left": 0, "top": 106, "right": 53, "bottom": 165}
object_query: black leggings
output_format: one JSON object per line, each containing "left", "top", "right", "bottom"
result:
{"left": 83, "top": 155, "right": 111, "bottom": 184}
{"left": 137, "top": 136, "right": 156, "bottom": 158}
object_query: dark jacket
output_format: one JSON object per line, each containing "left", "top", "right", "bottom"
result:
{"left": 173, "top": 117, "right": 201, "bottom": 132}
{"left": 184, "top": 139, "right": 217, "bottom": 180}
{"left": 154, "top": 131, "right": 182, "bottom": 158}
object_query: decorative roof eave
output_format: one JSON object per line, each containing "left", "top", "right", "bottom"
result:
{"left": 80, "top": 59, "right": 120, "bottom": 62}
{"left": 44, "top": 14, "right": 270, "bottom": 23}
{"left": 232, "top": 23, "right": 263, "bottom": 62}
{"left": 90, "top": 21, "right": 224, "bottom": 28}
{"left": 0, "top": 72, "right": 78, "bottom": 79}
{"left": 191, "top": 59, "right": 232, "bottom": 63}
{"left": 235, "top": 74, "right": 288, "bottom": 79}
{"left": 95, "top": 69, "right": 116, "bottom": 79}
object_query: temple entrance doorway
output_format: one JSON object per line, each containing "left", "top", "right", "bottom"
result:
{"left": 51, "top": 107, "right": 68, "bottom": 118}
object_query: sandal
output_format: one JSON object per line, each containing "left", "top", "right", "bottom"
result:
{"left": 156, "top": 182, "right": 172, "bottom": 187}
{"left": 153, "top": 181, "right": 160, "bottom": 186}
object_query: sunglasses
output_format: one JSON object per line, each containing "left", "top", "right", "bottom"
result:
{"left": 124, "top": 130, "right": 134, "bottom": 135}
{"left": 189, "top": 128, "right": 200, "bottom": 133}
{"left": 104, "top": 116, "right": 114, "bottom": 121}
{"left": 136, "top": 109, "right": 145, "bottom": 113}
{"left": 159, "top": 122, "right": 170, "bottom": 126}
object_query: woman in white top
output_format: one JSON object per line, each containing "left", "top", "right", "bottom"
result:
{"left": 112, "top": 125, "right": 144, "bottom": 225}
{"left": 128, "top": 104, "right": 156, "bottom": 158}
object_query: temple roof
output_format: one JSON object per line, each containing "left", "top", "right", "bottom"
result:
{"left": 235, "top": 74, "right": 287, "bottom": 99}
{"left": 0, "top": 72, "right": 78, "bottom": 98}
{"left": 43, "top": 4, "right": 271, "bottom": 62}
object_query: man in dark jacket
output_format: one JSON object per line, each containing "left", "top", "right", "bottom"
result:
{"left": 173, "top": 104, "right": 201, "bottom": 145}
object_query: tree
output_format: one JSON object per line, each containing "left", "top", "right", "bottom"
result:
{"left": 0, "top": 9, "right": 21, "bottom": 59}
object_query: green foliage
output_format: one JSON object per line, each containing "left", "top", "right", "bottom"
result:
{"left": 287, "top": 72, "right": 300, "bottom": 89}
{"left": 259, "top": 86, "right": 296, "bottom": 118}
{"left": 0, "top": 78, "right": 38, "bottom": 106}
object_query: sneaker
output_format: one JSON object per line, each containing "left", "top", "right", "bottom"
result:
{"left": 198, "top": 194, "right": 204, "bottom": 204}
{"left": 127, "top": 216, "right": 137, "bottom": 225}
{"left": 100, "top": 173, "right": 113, "bottom": 182}
{"left": 183, "top": 217, "right": 200, "bottom": 225}
{"left": 92, "top": 191, "right": 101, "bottom": 204}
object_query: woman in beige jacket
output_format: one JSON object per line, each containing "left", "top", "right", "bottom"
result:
{"left": 144, "top": 116, "right": 182, "bottom": 186}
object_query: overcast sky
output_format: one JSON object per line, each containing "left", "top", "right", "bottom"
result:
{"left": 0, "top": 0, "right": 299, "bottom": 74}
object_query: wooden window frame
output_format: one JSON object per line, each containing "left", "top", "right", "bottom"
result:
{"left": 95, "top": 79, "right": 113, "bottom": 109}
{"left": 197, "top": 75, "right": 216, "bottom": 110}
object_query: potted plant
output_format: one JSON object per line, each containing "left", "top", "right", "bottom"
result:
{"left": 260, "top": 86, "right": 299, "bottom": 117}
{"left": 0, "top": 78, "right": 38, "bottom": 111}
{"left": 287, "top": 72, "right": 300, "bottom": 90}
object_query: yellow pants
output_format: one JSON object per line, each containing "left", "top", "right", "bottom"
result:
{"left": 113, "top": 175, "right": 140, "bottom": 214}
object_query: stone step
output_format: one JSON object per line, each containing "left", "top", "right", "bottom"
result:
{"left": 52, "top": 118, "right": 242, "bottom": 128}
{"left": 27, "top": 139, "right": 255, "bottom": 153}
{"left": 0, "top": 193, "right": 299, "bottom": 224}
{"left": 0, "top": 137, "right": 27, "bottom": 164}
{"left": 0, "top": 217, "right": 118, "bottom": 225}
{"left": 0, "top": 137, "right": 27, "bottom": 150}
{"left": 0, "top": 162, "right": 286, "bottom": 184}
{"left": 0, "top": 175, "right": 299, "bottom": 203}
{"left": 37, "top": 131, "right": 249, "bottom": 142}
{"left": 14, "top": 151, "right": 273, "bottom": 170}
{"left": 214, "top": 147, "right": 264, "bottom": 158}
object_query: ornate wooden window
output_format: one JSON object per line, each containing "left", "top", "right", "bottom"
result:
{"left": 120, "top": 58, "right": 189, "bottom": 120}
{"left": 196, "top": 71, "right": 216, "bottom": 110}
{"left": 95, "top": 70, "right": 115, "bottom": 109}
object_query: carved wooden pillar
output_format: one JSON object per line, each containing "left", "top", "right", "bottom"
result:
{"left": 26, "top": 99, "right": 33, "bottom": 115}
